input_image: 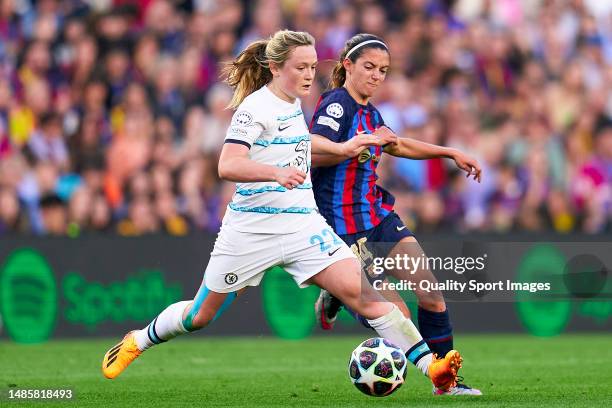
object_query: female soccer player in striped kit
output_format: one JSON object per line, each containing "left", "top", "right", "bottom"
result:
{"left": 101, "top": 30, "right": 463, "bottom": 393}
{"left": 310, "top": 33, "right": 482, "bottom": 395}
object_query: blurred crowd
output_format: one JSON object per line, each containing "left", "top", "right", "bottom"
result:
{"left": 0, "top": 0, "right": 611, "bottom": 237}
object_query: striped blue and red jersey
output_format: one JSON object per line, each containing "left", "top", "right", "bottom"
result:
{"left": 310, "top": 87, "right": 395, "bottom": 235}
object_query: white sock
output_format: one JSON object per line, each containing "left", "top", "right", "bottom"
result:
{"left": 367, "top": 305, "right": 433, "bottom": 376}
{"left": 134, "top": 301, "right": 191, "bottom": 351}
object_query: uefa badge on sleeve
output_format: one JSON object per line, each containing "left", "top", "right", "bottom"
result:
{"left": 326, "top": 103, "right": 344, "bottom": 118}
{"left": 233, "top": 111, "right": 253, "bottom": 126}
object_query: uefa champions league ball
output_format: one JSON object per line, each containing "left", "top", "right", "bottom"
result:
{"left": 348, "top": 337, "right": 407, "bottom": 397}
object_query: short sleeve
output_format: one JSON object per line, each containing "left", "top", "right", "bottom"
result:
{"left": 373, "top": 108, "right": 386, "bottom": 129}
{"left": 309, "top": 95, "right": 349, "bottom": 142}
{"left": 225, "top": 107, "right": 265, "bottom": 148}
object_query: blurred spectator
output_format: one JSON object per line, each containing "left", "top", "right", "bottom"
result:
{"left": 90, "top": 194, "right": 113, "bottom": 232}
{"left": 200, "top": 84, "right": 233, "bottom": 154}
{"left": 17, "top": 161, "right": 59, "bottom": 234}
{"left": 571, "top": 124, "right": 612, "bottom": 232}
{"left": 0, "top": 0, "right": 611, "bottom": 235}
{"left": 0, "top": 187, "right": 25, "bottom": 234}
{"left": 116, "top": 195, "right": 159, "bottom": 236}
{"left": 25, "top": 112, "right": 69, "bottom": 170}
{"left": 103, "top": 47, "right": 132, "bottom": 107}
{"left": 67, "top": 186, "right": 93, "bottom": 236}
{"left": 39, "top": 193, "right": 67, "bottom": 236}
{"left": 155, "top": 190, "right": 189, "bottom": 236}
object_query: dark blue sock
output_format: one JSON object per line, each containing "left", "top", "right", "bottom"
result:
{"left": 417, "top": 307, "right": 453, "bottom": 357}
{"left": 344, "top": 305, "right": 373, "bottom": 330}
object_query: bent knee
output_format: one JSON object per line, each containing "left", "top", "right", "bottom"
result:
{"left": 417, "top": 297, "right": 446, "bottom": 312}
{"left": 352, "top": 300, "right": 393, "bottom": 320}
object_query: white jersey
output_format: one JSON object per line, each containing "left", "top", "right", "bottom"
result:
{"left": 223, "top": 85, "right": 317, "bottom": 234}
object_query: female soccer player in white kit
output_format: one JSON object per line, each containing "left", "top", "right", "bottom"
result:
{"left": 101, "top": 30, "right": 462, "bottom": 391}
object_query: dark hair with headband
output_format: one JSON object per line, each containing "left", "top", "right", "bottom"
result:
{"left": 330, "top": 33, "right": 388, "bottom": 89}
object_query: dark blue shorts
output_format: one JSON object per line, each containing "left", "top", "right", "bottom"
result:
{"left": 339, "top": 212, "right": 414, "bottom": 252}
{"left": 338, "top": 212, "right": 414, "bottom": 281}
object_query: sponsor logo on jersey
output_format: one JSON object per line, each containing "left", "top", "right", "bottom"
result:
{"left": 358, "top": 149, "right": 380, "bottom": 163}
{"left": 278, "top": 123, "right": 292, "bottom": 132}
{"left": 229, "top": 127, "right": 248, "bottom": 138}
{"left": 317, "top": 116, "right": 340, "bottom": 131}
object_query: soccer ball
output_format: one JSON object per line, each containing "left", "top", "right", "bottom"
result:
{"left": 348, "top": 337, "right": 407, "bottom": 397}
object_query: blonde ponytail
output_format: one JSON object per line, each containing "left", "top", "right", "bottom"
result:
{"left": 222, "top": 40, "right": 271, "bottom": 109}
{"left": 223, "top": 30, "right": 315, "bottom": 109}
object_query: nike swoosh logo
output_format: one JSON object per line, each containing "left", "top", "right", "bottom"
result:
{"left": 278, "top": 124, "right": 291, "bottom": 132}
{"left": 328, "top": 247, "right": 340, "bottom": 256}
{"left": 396, "top": 226, "right": 407, "bottom": 231}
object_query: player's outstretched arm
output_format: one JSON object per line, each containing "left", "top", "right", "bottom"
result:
{"left": 219, "top": 143, "right": 306, "bottom": 189}
{"left": 451, "top": 149, "right": 482, "bottom": 182}
{"left": 380, "top": 127, "right": 482, "bottom": 182}
{"left": 311, "top": 132, "right": 396, "bottom": 167}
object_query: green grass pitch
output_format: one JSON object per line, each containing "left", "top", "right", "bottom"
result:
{"left": 1, "top": 334, "right": 611, "bottom": 407}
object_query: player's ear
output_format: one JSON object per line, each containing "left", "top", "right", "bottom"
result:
{"left": 342, "top": 58, "right": 352, "bottom": 73}
{"left": 269, "top": 61, "right": 281, "bottom": 77}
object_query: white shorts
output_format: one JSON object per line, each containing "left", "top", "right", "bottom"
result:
{"left": 204, "top": 212, "right": 356, "bottom": 293}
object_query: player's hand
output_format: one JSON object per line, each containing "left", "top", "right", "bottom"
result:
{"left": 341, "top": 134, "right": 380, "bottom": 157}
{"left": 274, "top": 166, "right": 307, "bottom": 189}
{"left": 452, "top": 150, "right": 482, "bottom": 182}
{"left": 340, "top": 127, "right": 398, "bottom": 158}
{"left": 372, "top": 126, "right": 398, "bottom": 146}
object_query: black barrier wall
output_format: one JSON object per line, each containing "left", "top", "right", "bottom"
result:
{"left": 0, "top": 234, "right": 611, "bottom": 343}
